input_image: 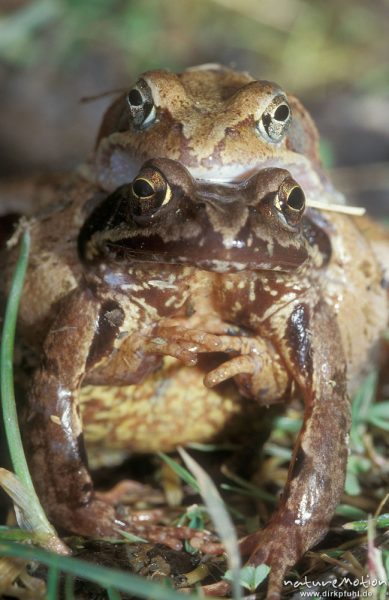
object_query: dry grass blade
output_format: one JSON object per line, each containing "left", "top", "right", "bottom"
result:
{"left": 306, "top": 200, "right": 366, "bottom": 216}
{"left": 0, "top": 468, "right": 66, "bottom": 552}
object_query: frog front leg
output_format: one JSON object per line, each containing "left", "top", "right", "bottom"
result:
{"left": 144, "top": 326, "right": 290, "bottom": 405}
{"left": 24, "top": 288, "right": 219, "bottom": 550}
{"left": 240, "top": 298, "right": 350, "bottom": 598}
{"left": 24, "top": 287, "right": 122, "bottom": 536}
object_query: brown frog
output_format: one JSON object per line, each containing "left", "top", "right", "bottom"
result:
{"left": 85, "top": 64, "right": 343, "bottom": 206}
{"left": 11, "top": 158, "right": 387, "bottom": 597}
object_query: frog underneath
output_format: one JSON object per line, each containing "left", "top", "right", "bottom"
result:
{"left": 20, "top": 158, "right": 388, "bottom": 597}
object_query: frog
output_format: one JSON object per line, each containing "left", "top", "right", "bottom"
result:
{"left": 85, "top": 64, "right": 344, "bottom": 208}
{"left": 13, "top": 157, "right": 387, "bottom": 598}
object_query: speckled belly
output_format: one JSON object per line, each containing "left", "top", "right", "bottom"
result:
{"left": 79, "top": 357, "right": 251, "bottom": 467}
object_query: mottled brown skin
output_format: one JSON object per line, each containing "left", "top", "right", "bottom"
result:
{"left": 13, "top": 159, "right": 388, "bottom": 598}
{"left": 84, "top": 64, "right": 343, "bottom": 206}
{"left": 2, "top": 175, "right": 106, "bottom": 343}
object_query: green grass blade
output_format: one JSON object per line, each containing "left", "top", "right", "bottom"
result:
{"left": 47, "top": 565, "right": 59, "bottom": 600}
{"left": 118, "top": 530, "right": 148, "bottom": 543}
{"left": 64, "top": 574, "right": 75, "bottom": 600}
{"left": 0, "top": 541, "right": 208, "bottom": 600}
{"left": 1, "top": 230, "right": 31, "bottom": 485}
{"left": 220, "top": 467, "right": 276, "bottom": 502}
{"left": 107, "top": 587, "right": 122, "bottom": 600}
{"left": 220, "top": 483, "right": 275, "bottom": 503}
{"left": 343, "top": 513, "right": 389, "bottom": 532}
{"left": 158, "top": 452, "right": 200, "bottom": 492}
{"left": 0, "top": 229, "right": 65, "bottom": 549}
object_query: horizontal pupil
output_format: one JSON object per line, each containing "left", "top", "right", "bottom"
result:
{"left": 128, "top": 88, "right": 143, "bottom": 106}
{"left": 133, "top": 179, "right": 154, "bottom": 197}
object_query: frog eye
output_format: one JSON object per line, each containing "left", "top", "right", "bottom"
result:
{"left": 127, "top": 79, "right": 156, "bottom": 130}
{"left": 257, "top": 95, "right": 291, "bottom": 143}
{"left": 274, "top": 177, "right": 305, "bottom": 227}
{"left": 131, "top": 168, "right": 172, "bottom": 216}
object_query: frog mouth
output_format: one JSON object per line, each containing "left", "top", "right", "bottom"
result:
{"left": 105, "top": 230, "right": 308, "bottom": 273}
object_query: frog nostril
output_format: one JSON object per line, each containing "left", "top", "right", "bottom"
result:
{"left": 133, "top": 179, "right": 154, "bottom": 198}
{"left": 274, "top": 104, "right": 290, "bottom": 122}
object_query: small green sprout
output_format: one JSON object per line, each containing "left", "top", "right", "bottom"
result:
{"left": 224, "top": 564, "right": 271, "bottom": 592}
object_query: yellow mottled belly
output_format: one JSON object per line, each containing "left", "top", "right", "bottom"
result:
{"left": 79, "top": 358, "right": 246, "bottom": 466}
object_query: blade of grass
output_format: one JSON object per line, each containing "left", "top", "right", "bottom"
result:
{"left": 1, "top": 229, "right": 31, "bottom": 483}
{"left": 178, "top": 448, "right": 243, "bottom": 600}
{"left": 367, "top": 400, "right": 389, "bottom": 431}
{"left": 272, "top": 415, "right": 302, "bottom": 433}
{"left": 220, "top": 466, "right": 276, "bottom": 503}
{"left": 64, "top": 574, "right": 75, "bottom": 600}
{"left": 343, "top": 513, "right": 389, "bottom": 532}
{"left": 107, "top": 587, "right": 122, "bottom": 600}
{"left": 158, "top": 452, "right": 200, "bottom": 492}
{"left": 46, "top": 565, "right": 59, "bottom": 600}
{"left": 0, "top": 228, "right": 67, "bottom": 553}
{"left": 0, "top": 526, "right": 38, "bottom": 541}
{"left": 263, "top": 442, "right": 292, "bottom": 460}
{"left": 220, "top": 483, "right": 275, "bottom": 503}
{"left": 0, "top": 541, "right": 211, "bottom": 600}
{"left": 118, "top": 530, "right": 148, "bottom": 543}
{"left": 187, "top": 442, "right": 238, "bottom": 452}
